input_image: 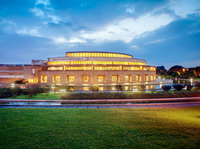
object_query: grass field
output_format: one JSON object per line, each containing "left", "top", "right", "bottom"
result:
{"left": 0, "top": 107, "right": 200, "bottom": 149}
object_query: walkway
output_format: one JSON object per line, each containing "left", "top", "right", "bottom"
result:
{"left": 0, "top": 97, "right": 200, "bottom": 109}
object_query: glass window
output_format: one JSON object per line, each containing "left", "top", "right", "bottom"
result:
{"left": 83, "top": 87, "right": 90, "bottom": 91}
{"left": 53, "top": 75, "right": 60, "bottom": 83}
{"left": 125, "top": 86, "right": 129, "bottom": 90}
{"left": 136, "top": 75, "right": 141, "bottom": 82}
{"left": 145, "top": 75, "right": 149, "bottom": 81}
{"left": 125, "top": 75, "right": 131, "bottom": 82}
{"left": 97, "top": 75, "right": 105, "bottom": 83}
{"left": 41, "top": 75, "right": 47, "bottom": 83}
{"left": 99, "top": 87, "right": 104, "bottom": 91}
{"left": 150, "top": 75, "right": 153, "bottom": 81}
{"left": 68, "top": 75, "right": 75, "bottom": 82}
{"left": 28, "top": 79, "right": 38, "bottom": 83}
{"left": 112, "top": 75, "right": 119, "bottom": 82}
{"left": 82, "top": 75, "right": 90, "bottom": 83}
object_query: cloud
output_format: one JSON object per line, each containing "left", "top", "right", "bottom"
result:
{"left": 131, "top": 45, "right": 139, "bottom": 49}
{"left": 31, "top": 7, "right": 45, "bottom": 18}
{"left": 35, "top": 0, "right": 50, "bottom": 6}
{"left": 81, "top": 13, "right": 174, "bottom": 43}
{"left": 169, "top": 0, "right": 200, "bottom": 18}
{"left": 53, "top": 37, "right": 86, "bottom": 44}
{"left": 125, "top": 5, "right": 135, "bottom": 14}
{"left": 146, "top": 39, "right": 166, "bottom": 44}
{"left": 47, "top": 14, "right": 61, "bottom": 24}
{"left": 0, "top": 18, "right": 16, "bottom": 32}
{"left": 16, "top": 27, "right": 41, "bottom": 37}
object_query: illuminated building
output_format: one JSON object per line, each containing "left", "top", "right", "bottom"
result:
{"left": 0, "top": 51, "right": 156, "bottom": 91}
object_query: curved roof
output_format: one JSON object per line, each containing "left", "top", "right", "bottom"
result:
{"left": 66, "top": 51, "right": 133, "bottom": 58}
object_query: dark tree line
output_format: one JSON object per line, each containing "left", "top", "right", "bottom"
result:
{"left": 156, "top": 65, "right": 200, "bottom": 79}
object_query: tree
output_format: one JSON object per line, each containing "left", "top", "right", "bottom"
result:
{"left": 156, "top": 66, "right": 167, "bottom": 75}
{"left": 171, "top": 72, "right": 180, "bottom": 78}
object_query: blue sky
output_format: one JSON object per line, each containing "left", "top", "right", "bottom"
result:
{"left": 0, "top": 0, "right": 200, "bottom": 68}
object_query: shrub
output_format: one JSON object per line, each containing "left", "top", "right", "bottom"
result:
{"left": 173, "top": 84, "right": 185, "bottom": 91}
{"left": 161, "top": 85, "right": 171, "bottom": 92}
{"left": 185, "top": 85, "right": 193, "bottom": 91}
{"left": 137, "top": 85, "right": 145, "bottom": 92}
{"left": 67, "top": 86, "right": 75, "bottom": 92}
{"left": 0, "top": 88, "right": 12, "bottom": 98}
{"left": 115, "top": 85, "right": 123, "bottom": 91}
{"left": 25, "top": 84, "right": 45, "bottom": 97}
{"left": 11, "top": 87, "right": 22, "bottom": 97}
{"left": 61, "top": 91, "right": 200, "bottom": 99}
{"left": 91, "top": 86, "right": 99, "bottom": 92}
{"left": 194, "top": 83, "right": 200, "bottom": 90}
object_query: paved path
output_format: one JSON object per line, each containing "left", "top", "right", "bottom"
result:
{"left": 0, "top": 97, "right": 200, "bottom": 109}
{"left": 1, "top": 97, "right": 200, "bottom": 103}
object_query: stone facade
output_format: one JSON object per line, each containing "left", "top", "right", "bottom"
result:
{"left": 0, "top": 51, "right": 156, "bottom": 90}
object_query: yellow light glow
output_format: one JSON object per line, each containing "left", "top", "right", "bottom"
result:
{"left": 28, "top": 79, "right": 38, "bottom": 83}
{"left": 66, "top": 52, "right": 132, "bottom": 58}
{"left": 48, "top": 61, "right": 146, "bottom": 66}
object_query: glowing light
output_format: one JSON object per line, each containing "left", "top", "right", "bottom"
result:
{"left": 28, "top": 79, "right": 38, "bottom": 83}
{"left": 66, "top": 52, "right": 132, "bottom": 58}
{"left": 11, "top": 84, "right": 15, "bottom": 88}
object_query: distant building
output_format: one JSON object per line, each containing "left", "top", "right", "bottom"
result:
{"left": 0, "top": 51, "right": 156, "bottom": 91}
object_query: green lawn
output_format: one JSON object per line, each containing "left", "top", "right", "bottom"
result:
{"left": 0, "top": 107, "right": 200, "bottom": 149}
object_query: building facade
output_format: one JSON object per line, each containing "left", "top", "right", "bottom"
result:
{"left": 0, "top": 51, "right": 156, "bottom": 91}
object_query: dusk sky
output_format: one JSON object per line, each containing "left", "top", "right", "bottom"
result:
{"left": 0, "top": 0, "right": 200, "bottom": 68}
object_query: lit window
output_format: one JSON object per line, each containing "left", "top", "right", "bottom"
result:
{"left": 68, "top": 75, "right": 75, "bottom": 82}
{"left": 83, "top": 87, "right": 90, "bottom": 91}
{"left": 53, "top": 75, "right": 60, "bottom": 83}
{"left": 48, "top": 67, "right": 63, "bottom": 70}
{"left": 125, "top": 86, "right": 129, "bottom": 90}
{"left": 112, "top": 75, "right": 119, "bottom": 82}
{"left": 145, "top": 75, "right": 149, "bottom": 81}
{"left": 97, "top": 75, "right": 105, "bottom": 83}
{"left": 82, "top": 75, "right": 90, "bottom": 83}
{"left": 136, "top": 75, "right": 141, "bottom": 82}
{"left": 125, "top": 75, "right": 131, "bottom": 82}
{"left": 150, "top": 75, "right": 153, "bottom": 81}
{"left": 99, "top": 87, "right": 104, "bottom": 91}
{"left": 28, "top": 79, "right": 38, "bottom": 83}
{"left": 112, "top": 86, "right": 116, "bottom": 90}
{"left": 41, "top": 75, "right": 47, "bottom": 83}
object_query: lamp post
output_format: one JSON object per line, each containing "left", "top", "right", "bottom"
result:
{"left": 11, "top": 83, "right": 15, "bottom": 88}
{"left": 190, "top": 78, "right": 193, "bottom": 85}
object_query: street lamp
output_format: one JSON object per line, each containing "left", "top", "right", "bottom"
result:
{"left": 11, "top": 83, "right": 15, "bottom": 88}
{"left": 190, "top": 78, "right": 193, "bottom": 85}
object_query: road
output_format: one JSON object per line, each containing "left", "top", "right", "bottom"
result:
{"left": 0, "top": 97, "right": 200, "bottom": 108}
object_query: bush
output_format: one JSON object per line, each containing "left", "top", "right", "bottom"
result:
{"left": 137, "top": 85, "right": 145, "bottom": 92}
{"left": 61, "top": 91, "right": 200, "bottom": 99}
{"left": 185, "top": 85, "right": 193, "bottom": 91}
{"left": 11, "top": 87, "right": 22, "bottom": 97}
{"left": 194, "top": 83, "right": 200, "bottom": 90}
{"left": 161, "top": 85, "right": 171, "bottom": 92}
{"left": 173, "top": 84, "right": 185, "bottom": 91}
{"left": 25, "top": 85, "right": 48, "bottom": 97}
{"left": 0, "top": 88, "right": 12, "bottom": 98}
{"left": 91, "top": 86, "right": 99, "bottom": 92}
{"left": 115, "top": 85, "right": 123, "bottom": 91}
{"left": 67, "top": 86, "right": 75, "bottom": 92}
